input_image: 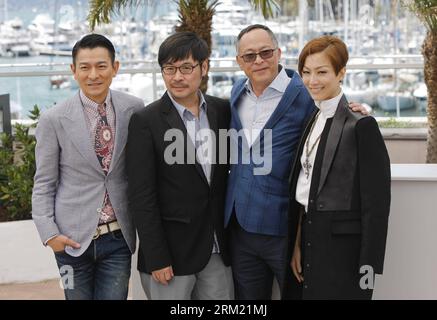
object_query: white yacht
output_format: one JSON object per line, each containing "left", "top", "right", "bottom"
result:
{"left": 0, "top": 17, "right": 32, "bottom": 57}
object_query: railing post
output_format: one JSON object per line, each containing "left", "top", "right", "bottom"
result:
{"left": 152, "top": 66, "right": 158, "bottom": 101}
{"left": 0, "top": 94, "right": 12, "bottom": 136}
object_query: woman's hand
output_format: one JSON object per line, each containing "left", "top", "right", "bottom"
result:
{"left": 291, "top": 242, "right": 304, "bottom": 283}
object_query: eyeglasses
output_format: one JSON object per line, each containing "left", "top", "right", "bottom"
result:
{"left": 161, "top": 63, "right": 200, "bottom": 75}
{"left": 239, "top": 48, "right": 278, "bottom": 63}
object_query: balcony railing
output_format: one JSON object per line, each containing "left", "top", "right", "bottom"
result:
{"left": 0, "top": 56, "right": 426, "bottom": 123}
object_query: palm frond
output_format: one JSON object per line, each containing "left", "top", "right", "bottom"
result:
{"left": 248, "top": 0, "right": 280, "bottom": 19}
{"left": 87, "top": 0, "right": 142, "bottom": 31}
{"left": 402, "top": 0, "right": 437, "bottom": 33}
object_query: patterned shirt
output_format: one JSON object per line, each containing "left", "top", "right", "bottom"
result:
{"left": 80, "top": 90, "right": 116, "bottom": 144}
{"left": 80, "top": 90, "right": 117, "bottom": 224}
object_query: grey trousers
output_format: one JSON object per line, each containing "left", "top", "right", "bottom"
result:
{"left": 140, "top": 254, "right": 234, "bottom": 300}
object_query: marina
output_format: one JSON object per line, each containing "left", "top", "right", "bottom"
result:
{"left": 0, "top": 0, "right": 429, "bottom": 119}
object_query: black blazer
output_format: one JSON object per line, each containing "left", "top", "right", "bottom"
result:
{"left": 126, "top": 92, "right": 231, "bottom": 275}
{"left": 283, "top": 95, "right": 391, "bottom": 299}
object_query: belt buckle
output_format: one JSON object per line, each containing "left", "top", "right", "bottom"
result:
{"left": 93, "top": 227, "right": 101, "bottom": 240}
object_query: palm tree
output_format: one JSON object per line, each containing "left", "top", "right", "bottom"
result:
{"left": 174, "top": 0, "right": 219, "bottom": 92}
{"left": 87, "top": 0, "right": 278, "bottom": 92}
{"left": 403, "top": 0, "right": 437, "bottom": 163}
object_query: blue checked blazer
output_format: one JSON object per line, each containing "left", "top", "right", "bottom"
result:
{"left": 224, "top": 68, "right": 316, "bottom": 236}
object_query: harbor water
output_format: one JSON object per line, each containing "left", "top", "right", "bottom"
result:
{"left": 0, "top": 0, "right": 429, "bottom": 119}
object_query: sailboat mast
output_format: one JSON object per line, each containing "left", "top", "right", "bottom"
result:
{"left": 298, "top": 0, "right": 308, "bottom": 50}
{"left": 3, "top": 0, "right": 8, "bottom": 22}
{"left": 344, "top": 0, "right": 349, "bottom": 43}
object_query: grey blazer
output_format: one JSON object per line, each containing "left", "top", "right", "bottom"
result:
{"left": 32, "top": 90, "right": 144, "bottom": 256}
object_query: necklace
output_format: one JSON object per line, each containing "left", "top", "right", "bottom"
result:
{"left": 303, "top": 111, "right": 323, "bottom": 179}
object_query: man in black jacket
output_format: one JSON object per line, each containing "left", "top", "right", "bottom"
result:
{"left": 126, "top": 32, "right": 233, "bottom": 300}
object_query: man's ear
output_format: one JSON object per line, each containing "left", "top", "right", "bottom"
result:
{"left": 70, "top": 63, "right": 77, "bottom": 80}
{"left": 236, "top": 55, "right": 243, "bottom": 69}
{"left": 277, "top": 47, "right": 282, "bottom": 60}
{"left": 112, "top": 60, "right": 120, "bottom": 77}
{"left": 201, "top": 59, "right": 209, "bottom": 77}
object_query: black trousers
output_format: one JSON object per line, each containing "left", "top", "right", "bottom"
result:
{"left": 229, "top": 214, "right": 287, "bottom": 300}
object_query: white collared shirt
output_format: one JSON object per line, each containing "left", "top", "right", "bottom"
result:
{"left": 238, "top": 66, "right": 291, "bottom": 147}
{"left": 295, "top": 90, "right": 343, "bottom": 212}
{"left": 168, "top": 91, "right": 212, "bottom": 184}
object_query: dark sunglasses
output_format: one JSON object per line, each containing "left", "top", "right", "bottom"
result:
{"left": 239, "top": 48, "right": 278, "bottom": 63}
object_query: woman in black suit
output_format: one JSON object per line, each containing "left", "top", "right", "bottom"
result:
{"left": 282, "top": 36, "right": 391, "bottom": 300}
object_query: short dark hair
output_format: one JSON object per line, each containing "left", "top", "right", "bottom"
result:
{"left": 158, "top": 31, "right": 209, "bottom": 67}
{"left": 298, "top": 35, "right": 349, "bottom": 76}
{"left": 72, "top": 33, "right": 116, "bottom": 66}
{"left": 236, "top": 24, "right": 278, "bottom": 52}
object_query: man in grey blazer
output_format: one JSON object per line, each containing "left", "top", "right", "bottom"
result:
{"left": 32, "top": 34, "right": 144, "bottom": 300}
